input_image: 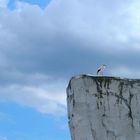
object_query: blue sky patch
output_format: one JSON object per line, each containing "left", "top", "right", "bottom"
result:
{"left": 8, "top": 0, "right": 51, "bottom": 9}
{"left": 0, "top": 102, "right": 70, "bottom": 140}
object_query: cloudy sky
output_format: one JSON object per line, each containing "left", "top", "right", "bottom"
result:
{"left": 0, "top": 0, "right": 140, "bottom": 139}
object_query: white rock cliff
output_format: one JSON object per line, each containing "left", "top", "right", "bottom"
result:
{"left": 67, "top": 75, "right": 140, "bottom": 140}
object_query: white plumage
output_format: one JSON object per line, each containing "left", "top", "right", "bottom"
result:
{"left": 97, "top": 64, "right": 106, "bottom": 75}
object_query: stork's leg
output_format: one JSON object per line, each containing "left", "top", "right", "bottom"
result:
{"left": 101, "top": 71, "right": 103, "bottom": 76}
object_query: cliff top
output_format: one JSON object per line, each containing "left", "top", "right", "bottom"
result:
{"left": 67, "top": 74, "right": 140, "bottom": 90}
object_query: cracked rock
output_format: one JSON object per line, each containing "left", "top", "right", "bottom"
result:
{"left": 67, "top": 75, "right": 140, "bottom": 140}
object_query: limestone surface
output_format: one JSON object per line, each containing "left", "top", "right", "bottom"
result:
{"left": 67, "top": 75, "right": 140, "bottom": 140}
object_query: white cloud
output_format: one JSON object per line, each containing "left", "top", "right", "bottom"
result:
{"left": 109, "top": 66, "right": 140, "bottom": 79}
{"left": 43, "top": 0, "right": 140, "bottom": 51}
{"left": 0, "top": 79, "right": 67, "bottom": 116}
{"left": 1, "top": 0, "right": 140, "bottom": 51}
{"left": 0, "top": 0, "right": 140, "bottom": 54}
{"left": 0, "top": 0, "right": 8, "bottom": 8}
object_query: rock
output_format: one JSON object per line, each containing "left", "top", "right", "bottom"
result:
{"left": 66, "top": 75, "right": 140, "bottom": 140}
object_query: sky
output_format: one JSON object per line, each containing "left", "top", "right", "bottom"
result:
{"left": 0, "top": 0, "right": 140, "bottom": 139}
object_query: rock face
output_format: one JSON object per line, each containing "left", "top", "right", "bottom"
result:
{"left": 66, "top": 75, "right": 140, "bottom": 140}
